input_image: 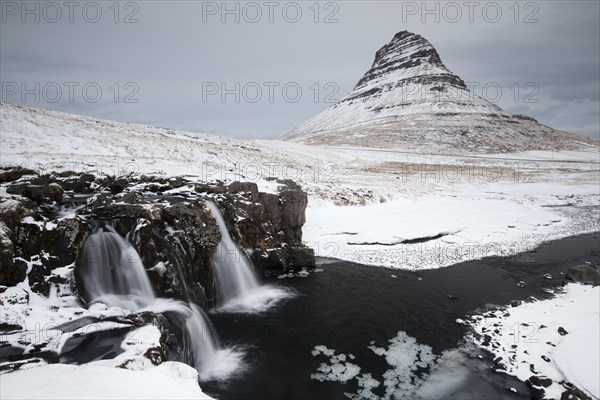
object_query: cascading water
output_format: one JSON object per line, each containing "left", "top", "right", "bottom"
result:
{"left": 206, "top": 201, "right": 293, "bottom": 313}
{"left": 80, "top": 226, "right": 155, "bottom": 310}
{"left": 205, "top": 202, "right": 260, "bottom": 300}
{"left": 79, "top": 225, "right": 243, "bottom": 380}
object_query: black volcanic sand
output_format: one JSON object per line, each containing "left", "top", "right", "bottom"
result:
{"left": 205, "top": 233, "right": 600, "bottom": 400}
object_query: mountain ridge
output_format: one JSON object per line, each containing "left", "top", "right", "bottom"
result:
{"left": 282, "top": 31, "right": 596, "bottom": 153}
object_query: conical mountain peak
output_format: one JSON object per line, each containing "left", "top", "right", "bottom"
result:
{"left": 282, "top": 31, "right": 588, "bottom": 153}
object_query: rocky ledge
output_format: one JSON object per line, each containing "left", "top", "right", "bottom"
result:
{"left": 0, "top": 167, "right": 315, "bottom": 308}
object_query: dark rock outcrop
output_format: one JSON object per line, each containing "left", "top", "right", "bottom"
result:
{"left": 6, "top": 181, "right": 64, "bottom": 204}
{"left": 0, "top": 196, "right": 38, "bottom": 286}
{"left": 201, "top": 179, "right": 315, "bottom": 274}
{"left": 565, "top": 265, "right": 600, "bottom": 286}
{"left": 0, "top": 166, "right": 37, "bottom": 184}
{"left": 0, "top": 223, "right": 24, "bottom": 286}
{"left": 1, "top": 168, "right": 314, "bottom": 308}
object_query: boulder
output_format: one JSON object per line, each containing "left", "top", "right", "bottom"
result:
{"left": 29, "top": 183, "right": 64, "bottom": 203}
{"left": 227, "top": 181, "right": 260, "bottom": 202}
{"left": 565, "top": 265, "right": 600, "bottom": 286}
{"left": 0, "top": 167, "right": 36, "bottom": 183}
{"left": 6, "top": 182, "right": 63, "bottom": 204}
{"left": 0, "top": 196, "right": 37, "bottom": 231}
{"left": 122, "top": 192, "right": 144, "bottom": 204}
{"left": 168, "top": 176, "right": 184, "bottom": 189}
{"left": 55, "top": 174, "right": 94, "bottom": 193}
{"left": 527, "top": 375, "right": 552, "bottom": 388}
{"left": 29, "top": 263, "right": 50, "bottom": 296}
{"left": 287, "top": 246, "right": 315, "bottom": 267}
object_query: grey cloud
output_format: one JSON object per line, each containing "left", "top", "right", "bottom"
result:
{"left": 0, "top": 0, "right": 598, "bottom": 139}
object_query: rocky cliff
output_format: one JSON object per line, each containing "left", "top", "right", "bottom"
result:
{"left": 0, "top": 167, "right": 314, "bottom": 309}
{"left": 283, "top": 31, "right": 598, "bottom": 153}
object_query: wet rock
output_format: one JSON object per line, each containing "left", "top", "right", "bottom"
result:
{"left": 194, "top": 182, "right": 226, "bottom": 195}
{"left": 168, "top": 176, "right": 184, "bottom": 189}
{"left": 5, "top": 183, "right": 29, "bottom": 197}
{"left": 85, "top": 193, "right": 113, "bottom": 209}
{"left": 29, "top": 263, "right": 50, "bottom": 296}
{"left": 558, "top": 327, "right": 569, "bottom": 336}
{"left": 528, "top": 375, "right": 553, "bottom": 388}
{"left": 144, "top": 346, "right": 165, "bottom": 366}
{"left": 163, "top": 202, "right": 221, "bottom": 274}
{"left": 30, "top": 183, "right": 64, "bottom": 204}
{"left": 0, "top": 322, "right": 23, "bottom": 332}
{"left": 260, "top": 192, "right": 282, "bottom": 227}
{"left": 280, "top": 186, "right": 308, "bottom": 242}
{"left": 565, "top": 265, "right": 600, "bottom": 286}
{"left": 92, "top": 203, "right": 161, "bottom": 221}
{"left": 0, "top": 167, "right": 37, "bottom": 183}
{"left": 7, "top": 182, "right": 63, "bottom": 204}
{"left": 481, "top": 334, "right": 492, "bottom": 347}
{"left": 491, "top": 362, "right": 507, "bottom": 372}
{"left": 55, "top": 173, "right": 95, "bottom": 193}
{"left": 560, "top": 385, "right": 591, "bottom": 400}
{"left": 122, "top": 192, "right": 144, "bottom": 204}
{"left": 40, "top": 216, "right": 90, "bottom": 269}
{"left": 110, "top": 178, "right": 129, "bottom": 194}
{"left": 227, "top": 181, "right": 260, "bottom": 202}
{"left": 0, "top": 196, "right": 37, "bottom": 231}
{"left": 1, "top": 195, "right": 88, "bottom": 287}
{"left": 15, "top": 220, "right": 43, "bottom": 260}
{"left": 527, "top": 384, "right": 546, "bottom": 400}
{"left": 0, "top": 225, "right": 17, "bottom": 285}
{"left": 4, "top": 172, "right": 314, "bottom": 315}
{"left": 287, "top": 246, "right": 316, "bottom": 268}
{"left": 213, "top": 180, "right": 315, "bottom": 272}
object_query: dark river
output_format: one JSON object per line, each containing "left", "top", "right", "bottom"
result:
{"left": 204, "top": 233, "right": 600, "bottom": 400}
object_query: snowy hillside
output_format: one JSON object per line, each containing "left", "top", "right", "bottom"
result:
{"left": 283, "top": 31, "right": 598, "bottom": 153}
{"left": 1, "top": 101, "right": 599, "bottom": 270}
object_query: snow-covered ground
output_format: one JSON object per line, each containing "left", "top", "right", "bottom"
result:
{"left": 0, "top": 362, "right": 214, "bottom": 400}
{"left": 469, "top": 283, "right": 600, "bottom": 400}
{"left": 0, "top": 258, "right": 215, "bottom": 399}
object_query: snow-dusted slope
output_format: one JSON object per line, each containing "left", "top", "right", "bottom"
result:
{"left": 283, "top": 31, "right": 597, "bottom": 153}
{"left": 1, "top": 101, "right": 599, "bottom": 269}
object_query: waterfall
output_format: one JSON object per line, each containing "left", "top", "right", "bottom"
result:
{"left": 206, "top": 201, "right": 293, "bottom": 313}
{"left": 79, "top": 225, "right": 242, "bottom": 381}
{"left": 205, "top": 202, "right": 260, "bottom": 301}
{"left": 80, "top": 226, "right": 155, "bottom": 310}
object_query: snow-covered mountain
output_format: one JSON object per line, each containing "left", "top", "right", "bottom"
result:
{"left": 283, "top": 31, "right": 596, "bottom": 153}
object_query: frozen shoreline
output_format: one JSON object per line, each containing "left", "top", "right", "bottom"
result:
{"left": 468, "top": 282, "right": 600, "bottom": 400}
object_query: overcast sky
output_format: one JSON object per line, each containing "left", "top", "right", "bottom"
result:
{"left": 1, "top": 0, "right": 599, "bottom": 139}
